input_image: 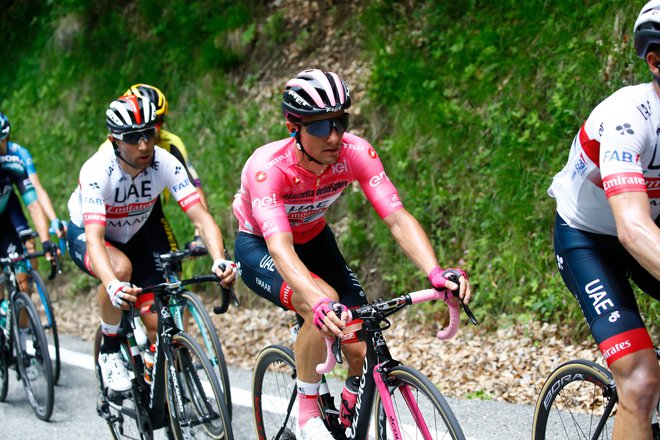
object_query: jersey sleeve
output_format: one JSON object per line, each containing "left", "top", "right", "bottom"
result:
{"left": 597, "top": 102, "right": 649, "bottom": 198}
{"left": 159, "top": 151, "right": 201, "bottom": 212}
{"left": 245, "top": 160, "right": 292, "bottom": 239}
{"left": 350, "top": 143, "right": 403, "bottom": 218}
{"left": 14, "top": 167, "right": 38, "bottom": 206}
{"left": 17, "top": 145, "right": 36, "bottom": 175}
{"left": 78, "top": 160, "right": 108, "bottom": 226}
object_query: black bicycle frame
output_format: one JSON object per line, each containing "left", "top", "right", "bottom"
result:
{"left": 119, "top": 292, "right": 182, "bottom": 430}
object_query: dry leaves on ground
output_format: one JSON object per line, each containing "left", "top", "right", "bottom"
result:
{"left": 56, "top": 286, "right": 604, "bottom": 406}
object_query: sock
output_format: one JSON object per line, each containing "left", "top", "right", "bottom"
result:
{"left": 297, "top": 379, "right": 321, "bottom": 428}
{"left": 100, "top": 321, "right": 121, "bottom": 354}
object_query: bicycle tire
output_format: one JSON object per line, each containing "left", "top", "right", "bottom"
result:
{"left": 0, "top": 326, "right": 8, "bottom": 402}
{"left": 178, "top": 290, "right": 233, "bottom": 418}
{"left": 374, "top": 365, "right": 466, "bottom": 440}
{"left": 94, "top": 326, "right": 154, "bottom": 440}
{"left": 27, "top": 269, "right": 60, "bottom": 385}
{"left": 12, "top": 290, "right": 54, "bottom": 421}
{"left": 532, "top": 359, "right": 616, "bottom": 440}
{"left": 251, "top": 344, "right": 297, "bottom": 440}
{"left": 167, "top": 332, "right": 233, "bottom": 440}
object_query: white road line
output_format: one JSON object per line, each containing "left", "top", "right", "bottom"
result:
{"left": 59, "top": 347, "right": 479, "bottom": 440}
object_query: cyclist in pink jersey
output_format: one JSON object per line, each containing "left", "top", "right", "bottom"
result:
{"left": 548, "top": 2, "right": 660, "bottom": 438}
{"left": 233, "top": 69, "right": 470, "bottom": 439}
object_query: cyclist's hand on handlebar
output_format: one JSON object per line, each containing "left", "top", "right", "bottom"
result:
{"left": 429, "top": 266, "right": 471, "bottom": 304}
{"left": 41, "top": 240, "right": 61, "bottom": 261}
{"left": 211, "top": 258, "right": 237, "bottom": 288}
{"left": 313, "top": 298, "right": 349, "bottom": 338}
{"left": 106, "top": 279, "right": 141, "bottom": 310}
{"left": 49, "top": 218, "right": 67, "bottom": 239}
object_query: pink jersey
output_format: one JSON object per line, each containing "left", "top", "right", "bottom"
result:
{"left": 548, "top": 82, "right": 660, "bottom": 236}
{"left": 233, "top": 133, "right": 403, "bottom": 244}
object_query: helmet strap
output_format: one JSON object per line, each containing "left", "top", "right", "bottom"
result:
{"left": 112, "top": 141, "right": 152, "bottom": 172}
{"left": 295, "top": 132, "right": 323, "bottom": 165}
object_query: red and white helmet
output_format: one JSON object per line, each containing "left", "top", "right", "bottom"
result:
{"left": 281, "top": 69, "right": 351, "bottom": 120}
{"left": 105, "top": 95, "right": 157, "bottom": 135}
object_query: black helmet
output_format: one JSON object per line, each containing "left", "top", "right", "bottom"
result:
{"left": 105, "top": 95, "right": 157, "bottom": 135}
{"left": 634, "top": 0, "right": 660, "bottom": 59}
{"left": 281, "top": 69, "right": 351, "bottom": 120}
{"left": 0, "top": 112, "right": 10, "bottom": 140}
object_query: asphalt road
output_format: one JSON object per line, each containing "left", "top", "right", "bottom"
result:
{"left": 0, "top": 334, "right": 536, "bottom": 439}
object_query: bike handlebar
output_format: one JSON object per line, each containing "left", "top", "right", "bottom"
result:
{"left": 141, "top": 274, "right": 235, "bottom": 315}
{"left": 316, "top": 282, "right": 478, "bottom": 375}
{"left": 0, "top": 250, "right": 61, "bottom": 281}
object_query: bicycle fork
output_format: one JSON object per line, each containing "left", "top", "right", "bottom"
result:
{"left": 373, "top": 362, "right": 434, "bottom": 440}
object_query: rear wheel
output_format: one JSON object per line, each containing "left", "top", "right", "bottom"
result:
{"left": 26, "top": 269, "right": 60, "bottom": 385}
{"left": 13, "top": 291, "right": 54, "bottom": 420}
{"left": 251, "top": 344, "right": 298, "bottom": 440}
{"left": 167, "top": 332, "right": 233, "bottom": 439}
{"left": 375, "top": 365, "right": 465, "bottom": 440}
{"left": 532, "top": 360, "right": 616, "bottom": 440}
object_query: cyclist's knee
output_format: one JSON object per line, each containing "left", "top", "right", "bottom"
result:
{"left": 612, "top": 352, "right": 660, "bottom": 415}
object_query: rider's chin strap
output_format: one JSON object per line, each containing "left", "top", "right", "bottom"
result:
{"left": 112, "top": 140, "right": 153, "bottom": 171}
{"left": 295, "top": 132, "right": 323, "bottom": 165}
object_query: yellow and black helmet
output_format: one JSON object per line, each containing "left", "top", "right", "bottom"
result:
{"left": 124, "top": 84, "right": 168, "bottom": 119}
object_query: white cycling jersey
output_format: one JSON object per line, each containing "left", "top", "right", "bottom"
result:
{"left": 68, "top": 145, "right": 200, "bottom": 243}
{"left": 548, "top": 82, "right": 660, "bottom": 236}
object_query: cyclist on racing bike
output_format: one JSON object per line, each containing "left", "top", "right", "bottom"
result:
{"left": 233, "top": 69, "right": 471, "bottom": 439}
{"left": 0, "top": 116, "right": 58, "bottom": 354}
{"left": 67, "top": 94, "right": 236, "bottom": 392}
{"left": 548, "top": 2, "right": 660, "bottom": 438}
{"left": 0, "top": 112, "right": 66, "bottom": 261}
{"left": 98, "top": 84, "right": 210, "bottom": 255}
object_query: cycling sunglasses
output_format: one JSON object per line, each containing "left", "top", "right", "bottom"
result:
{"left": 113, "top": 127, "right": 157, "bottom": 144}
{"left": 298, "top": 114, "right": 350, "bottom": 138}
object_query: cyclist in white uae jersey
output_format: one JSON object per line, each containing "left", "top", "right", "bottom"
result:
{"left": 233, "top": 69, "right": 470, "bottom": 440}
{"left": 67, "top": 94, "right": 236, "bottom": 392}
{"left": 548, "top": 2, "right": 660, "bottom": 438}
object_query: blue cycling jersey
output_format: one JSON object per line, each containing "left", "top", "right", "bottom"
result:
{"left": 0, "top": 152, "right": 36, "bottom": 215}
{"left": 6, "top": 141, "right": 37, "bottom": 176}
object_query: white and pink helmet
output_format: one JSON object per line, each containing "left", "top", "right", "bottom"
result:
{"left": 281, "top": 69, "right": 351, "bottom": 120}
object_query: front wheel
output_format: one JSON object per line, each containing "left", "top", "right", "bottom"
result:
{"left": 375, "top": 365, "right": 465, "bottom": 440}
{"left": 27, "top": 269, "right": 60, "bottom": 385}
{"left": 13, "top": 291, "right": 54, "bottom": 421}
{"left": 177, "top": 290, "right": 232, "bottom": 418}
{"left": 251, "top": 344, "right": 297, "bottom": 440}
{"left": 0, "top": 325, "right": 9, "bottom": 402}
{"left": 167, "top": 332, "right": 233, "bottom": 440}
{"left": 532, "top": 360, "right": 617, "bottom": 440}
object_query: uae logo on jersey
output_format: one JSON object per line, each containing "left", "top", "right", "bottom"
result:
{"left": 255, "top": 171, "right": 267, "bottom": 183}
{"left": 292, "top": 176, "right": 301, "bottom": 185}
{"left": 368, "top": 147, "right": 377, "bottom": 159}
{"left": 616, "top": 123, "right": 634, "bottom": 135}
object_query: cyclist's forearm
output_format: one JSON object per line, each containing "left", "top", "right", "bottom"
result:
{"left": 385, "top": 209, "right": 439, "bottom": 274}
{"left": 267, "top": 234, "right": 328, "bottom": 308}
{"left": 30, "top": 174, "right": 58, "bottom": 221}
{"left": 26, "top": 200, "right": 50, "bottom": 243}
{"left": 191, "top": 210, "right": 225, "bottom": 260}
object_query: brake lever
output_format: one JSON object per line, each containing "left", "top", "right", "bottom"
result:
{"left": 446, "top": 273, "right": 479, "bottom": 326}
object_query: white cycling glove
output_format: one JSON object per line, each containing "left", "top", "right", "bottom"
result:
{"left": 211, "top": 259, "right": 237, "bottom": 274}
{"left": 106, "top": 279, "right": 132, "bottom": 308}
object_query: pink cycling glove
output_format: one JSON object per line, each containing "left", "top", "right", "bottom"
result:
{"left": 428, "top": 266, "right": 468, "bottom": 291}
{"left": 312, "top": 298, "right": 348, "bottom": 330}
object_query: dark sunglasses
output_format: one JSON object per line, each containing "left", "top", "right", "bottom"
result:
{"left": 113, "top": 127, "right": 157, "bottom": 144}
{"left": 299, "top": 114, "right": 350, "bottom": 138}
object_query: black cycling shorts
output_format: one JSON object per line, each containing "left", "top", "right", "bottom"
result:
{"left": 234, "top": 225, "right": 368, "bottom": 312}
{"left": 0, "top": 213, "right": 23, "bottom": 258}
{"left": 67, "top": 219, "right": 171, "bottom": 295}
{"left": 553, "top": 213, "right": 657, "bottom": 365}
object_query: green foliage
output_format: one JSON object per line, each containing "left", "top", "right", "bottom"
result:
{"left": 0, "top": 0, "right": 657, "bottom": 330}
